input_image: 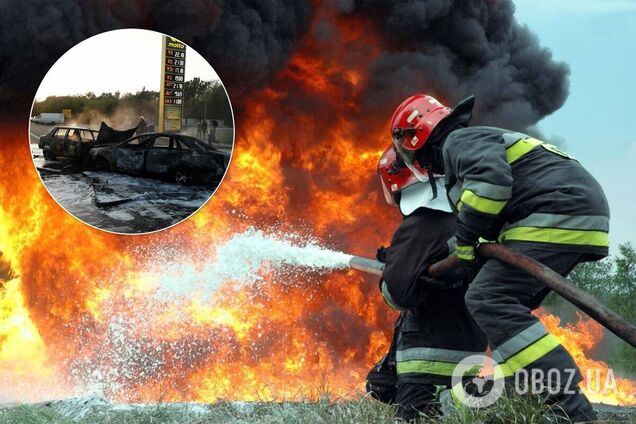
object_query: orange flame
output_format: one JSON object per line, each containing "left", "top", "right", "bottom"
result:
{"left": 536, "top": 309, "right": 635, "bottom": 406}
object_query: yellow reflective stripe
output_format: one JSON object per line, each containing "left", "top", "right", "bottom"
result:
{"left": 498, "top": 226, "right": 609, "bottom": 247}
{"left": 499, "top": 334, "right": 561, "bottom": 376}
{"left": 397, "top": 360, "right": 479, "bottom": 376}
{"left": 456, "top": 245, "right": 475, "bottom": 261}
{"left": 460, "top": 189, "right": 508, "bottom": 215}
{"left": 505, "top": 137, "right": 542, "bottom": 164}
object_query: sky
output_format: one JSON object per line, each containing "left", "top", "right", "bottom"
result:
{"left": 34, "top": 28, "right": 220, "bottom": 100}
{"left": 512, "top": 0, "right": 636, "bottom": 253}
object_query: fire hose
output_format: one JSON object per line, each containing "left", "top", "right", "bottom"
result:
{"left": 348, "top": 243, "right": 636, "bottom": 349}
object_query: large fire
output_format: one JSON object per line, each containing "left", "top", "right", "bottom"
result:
{"left": 535, "top": 309, "right": 636, "bottom": 406}
{"left": 0, "top": 6, "right": 633, "bottom": 407}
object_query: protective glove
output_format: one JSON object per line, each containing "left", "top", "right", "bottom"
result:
{"left": 459, "top": 260, "right": 483, "bottom": 284}
{"left": 456, "top": 241, "right": 492, "bottom": 283}
{"left": 376, "top": 245, "right": 389, "bottom": 263}
{"left": 455, "top": 219, "right": 481, "bottom": 263}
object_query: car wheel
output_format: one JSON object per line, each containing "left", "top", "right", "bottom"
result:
{"left": 49, "top": 121, "right": 55, "bottom": 125}
{"left": 43, "top": 149, "right": 56, "bottom": 160}
{"left": 174, "top": 169, "right": 194, "bottom": 186}
{"left": 93, "top": 157, "right": 110, "bottom": 171}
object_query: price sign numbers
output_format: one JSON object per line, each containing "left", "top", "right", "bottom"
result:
{"left": 166, "top": 49, "right": 185, "bottom": 59}
{"left": 164, "top": 74, "right": 184, "bottom": 82}
{"left": 166, "top": 58, "right": 185, "bottom": 66}
{"left": 165, "top": 81, "right": 183, "bottom": 90}
{"left": 164, "top": 98, "right": 183, "bottom": 105}
{"left": 165, "top": 66, "right": 184, "bottom": 74}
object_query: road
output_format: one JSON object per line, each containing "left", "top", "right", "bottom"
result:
{"left": 29, "top": 123, "right": 220, "bottom": 234}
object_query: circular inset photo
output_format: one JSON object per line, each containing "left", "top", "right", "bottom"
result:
{"left": 29, "top": 29, "right": 234, "bottom": 234}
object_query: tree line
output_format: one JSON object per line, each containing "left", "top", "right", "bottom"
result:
{"left": 547, "top": 243, "right": 636, "bottom": 377}
{"left": 32, "top": 78, "right": 232, "bottom": 124}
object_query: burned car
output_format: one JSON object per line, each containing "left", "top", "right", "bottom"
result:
{"left": 38, "top": 126, "right": 99, "bottom": 160}
{"left": 88, "top": 132, "right": 229, "bottom": 186}
{"left": 37, "top": 122, "right": 137, "bottom": 161}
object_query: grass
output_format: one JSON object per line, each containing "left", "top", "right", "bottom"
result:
{"left": 0, "top": 394, "right": 634, "bottom": 424}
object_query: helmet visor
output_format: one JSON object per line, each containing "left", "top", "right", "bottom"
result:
{"left": 391, "top": 138, "right": 431, "bottom": 184}
{"left": 380, "top": 176, "right": 397, "bottom": 207}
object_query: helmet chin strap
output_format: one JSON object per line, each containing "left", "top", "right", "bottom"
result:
{"left": 413, "top": 144, "right": 446, "bottom": 200}
{"left": 430, "top": 145, "right": 445, "bottom": 174}
{"left": 415, "top": 157, "right": 438, "bottom": 200}
{"left": 427, "top": 167, "right": 438, "bottom": 200}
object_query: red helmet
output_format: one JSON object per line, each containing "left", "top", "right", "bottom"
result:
{"left": 377, "top": 144, "right": 428, "bottom": 206}
{"left": 390, "top": 94, "right": 451, "bottom": 151}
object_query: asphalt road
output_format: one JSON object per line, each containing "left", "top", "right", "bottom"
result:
{"left": 29, "top": 122, "right": 53, "bottom": 143}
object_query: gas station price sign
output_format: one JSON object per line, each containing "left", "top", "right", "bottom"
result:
{"left": 165, "top": 81, "right": 183, "bottom": 90}
{"left": 159, "top": 36, "right": 186, "bottom": 131}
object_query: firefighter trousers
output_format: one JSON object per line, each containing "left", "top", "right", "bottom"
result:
{"left": 464, "top": 245, "right": 597, "bottom": 422}
{"left": 366, "top": 300, "right": 487, "bottom": 422}
{"left": 366, "top": 363, "right": 442, "bottom": 422}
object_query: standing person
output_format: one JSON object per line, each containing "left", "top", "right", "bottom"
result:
{"left": 389, "top": 94, "right": 609, "bottom": 422}
{"left": 196, "top": 119, "right": 202, "bottom": 138}
{"left": 366, "top": 145, "right": 487, "bottom": 422}
{"left": 136, "top": 116, "right": 147, "bottom": 135}
{"left": 201, "top": 119, "right": 208, "bottom": 140}
{"left": 208, "top": 117, "right": 218, "bottom": 144}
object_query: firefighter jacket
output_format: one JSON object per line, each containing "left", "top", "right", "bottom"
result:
{"left": 380, "top": 208, "right": 487, "bottom": 384}
{"left": 381, "top": 208, "right": 459, "bottom": 310}
{"left": 442, "top": 126, "right": 610, "bottom": 260}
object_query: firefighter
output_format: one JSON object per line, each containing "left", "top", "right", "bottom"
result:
{"left": 366, "top": 145, "right": 487, "bottom": 421}
{"left": 389, "top": 94, "right": 609, "bottom": 422}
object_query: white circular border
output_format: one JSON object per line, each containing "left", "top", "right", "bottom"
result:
{"left": 451, "top": 354, "right": 507, "bottom": 408}
{"left": 28, "top": 28, "right": 236, "bottom": 236}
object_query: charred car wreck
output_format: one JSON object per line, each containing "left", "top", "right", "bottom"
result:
{"left": 38, "top": 126, "right": 99, "bottom": 161}
{"left": 38, "top": 122, "right": 228, "bottom": 186}
{"left": 88, "top": 132, "right": 229, "bottom": 186}
{"left": 38, "top": 122, "right": 136, "bottom": 162}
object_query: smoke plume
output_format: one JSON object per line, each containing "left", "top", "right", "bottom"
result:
{"left": 0, "top": 0, "right": 313, "bottom": 117}
{"left": 346, "top": 0, "right": 570, "bottom": 130}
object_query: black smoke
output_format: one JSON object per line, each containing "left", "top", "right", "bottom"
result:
{"left": 0, "top": 0, "right": 568, "bottom": 129}
{"left": 344, "top": 0, "right": 570, "bottom": 131}
{"left": 0, "top": 0, "right": 313, "bottom": 117}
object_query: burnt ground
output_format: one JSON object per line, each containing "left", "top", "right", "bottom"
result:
{"left": 30, "top": 144, "right": 215, "bottom": 234}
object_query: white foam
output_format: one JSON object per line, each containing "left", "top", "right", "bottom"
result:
{"left": 54, "top": 229, "right": 352, "bottom": 397}
{"left": 143, "top": 227, "right": 353, "bottom": 298}
{"left": 214, "top": 228, "right": 353, "bottom": 281}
